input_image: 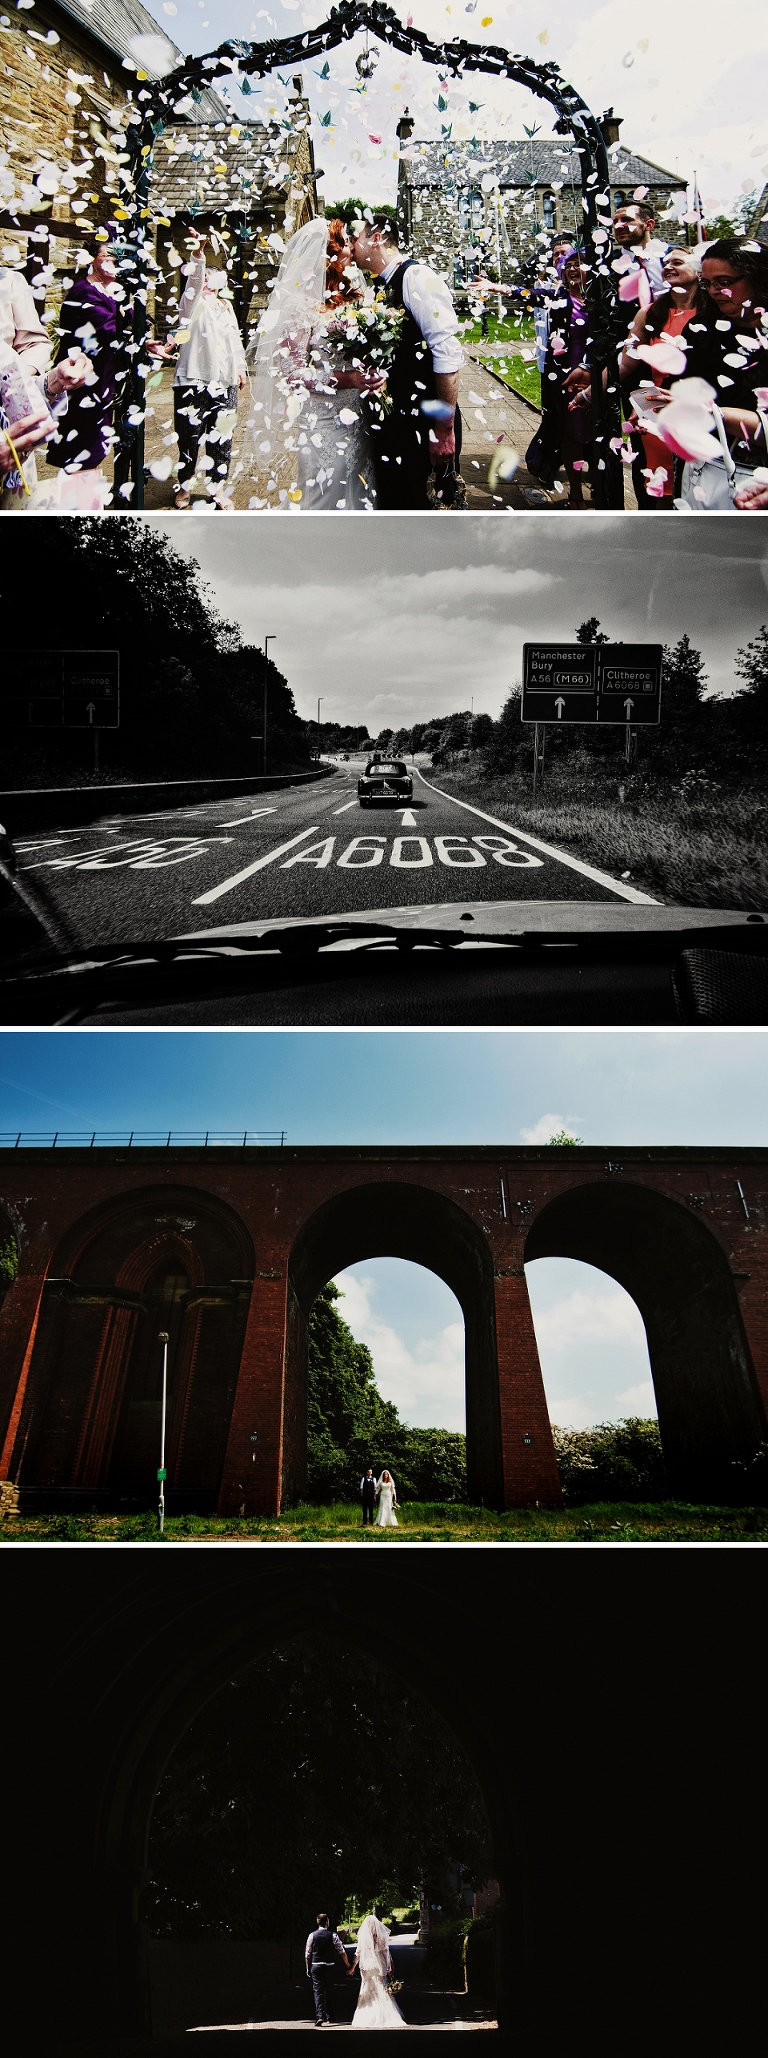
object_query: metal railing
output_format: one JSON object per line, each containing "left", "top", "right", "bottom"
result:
{"left": 0, "top": 1131, "right": 286, "bottom": 1150}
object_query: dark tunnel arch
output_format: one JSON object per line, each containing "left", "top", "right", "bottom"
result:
{"left": 97, "top": 1589, "right": 519, "bottom": 2038}
{"left": 524, "top": 1181, "right": 764, "bottom": 1496}
{"left": 285, "top": 1182, "right": 502, "bottom": 1507}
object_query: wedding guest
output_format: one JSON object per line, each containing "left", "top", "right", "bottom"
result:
{"left": 47, "top": 240, "right": 129, "bottom": 496}
{"left": 612, "top": 200, "right": 669, "bottom": 298}
{"left": 620, "top": 245, "right": 707, "bottom": 505}
{"left": 165, "top": 233, "right": 248, "bottom": 510}
{"left": 0, "top": 262, "right": 51, "bottom": 375}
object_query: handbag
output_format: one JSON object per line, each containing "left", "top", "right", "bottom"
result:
{"left": 676, "top": 403, "right": 768, "bottom": 510}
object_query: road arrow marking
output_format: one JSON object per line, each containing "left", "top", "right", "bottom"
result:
{"left": 87, "top": 701, "right": 95, "bottom": 723}
{"left": 398, "top": 809, "right": 418, "bottom": 826}
{"left": 555, "top": 697, "right": 565, "bottom": 719}
{"left": 624, "top": 698, "right": 634, "bottom": 718}
{"left": 191, "top": 828, "right": 320, "bottom": 904}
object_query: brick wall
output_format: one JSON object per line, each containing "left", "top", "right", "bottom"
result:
{"left": 0, "top": 1144, "right": 765, "bottom": 1513}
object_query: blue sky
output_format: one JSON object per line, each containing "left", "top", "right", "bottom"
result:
{"left": 2, "top": 1029, "right": 764, "bottom": 1431}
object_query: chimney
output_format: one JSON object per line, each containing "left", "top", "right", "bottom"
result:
{"left": 599, "top": 107, "right": 623, "bottom": 148}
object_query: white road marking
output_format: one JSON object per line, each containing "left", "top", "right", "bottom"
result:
{"left": 217, "top": 808, "right": 277, "bottom": 827}
{"left": 414, "top": 769, "right": 659, "bottom": 905}
{"left": 191, "top": 828, "right": 320, "bottom": 904}
{"left": 332, "top": 798, "right": 360, "bottom": 815}
{"left": 399, "top": 809, "right": 418, "bottom": 826}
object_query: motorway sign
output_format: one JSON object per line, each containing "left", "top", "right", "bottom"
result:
{"left": 522, "top": 643, "right": 662, "bottom": 725}
{"left": 596, "top": 643, "right": 662, "bottom": 725}
{"left": 521, "top": 643, "right": 598, "bottom": 723}
{"left": 9, "top": 652, "right": 120, "bottom": 729}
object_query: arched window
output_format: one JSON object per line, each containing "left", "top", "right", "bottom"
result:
{"left": 542, "top": 190, "right": 556, "bottom": 228}
{"left": 613, "top": 189, "right": 626, "bottom": 208}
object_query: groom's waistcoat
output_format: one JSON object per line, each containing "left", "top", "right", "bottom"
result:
{"left": 309, "top": 1927, "right": 337, "bottom": 1965}
{"left": 384, "top": 259, "right": 437, "bottom": 414}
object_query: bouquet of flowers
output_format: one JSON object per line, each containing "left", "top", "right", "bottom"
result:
{"left": 324, "top": 293, "right": 405, "bottom": 412}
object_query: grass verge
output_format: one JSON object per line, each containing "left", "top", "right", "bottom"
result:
{"left": 432, "top": 765, "right": 768, "bottom": 910}
{"left": 2, "top": 1500, "right": 766, "bottom": 1542}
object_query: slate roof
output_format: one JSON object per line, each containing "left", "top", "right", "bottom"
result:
{"left": 400, "top": 139, "right": 683, "bottom": 193}
{"left": 53, "top": 0, "right": 227, "bottom": 121}
{"left": 151, "top": 120, "right": 310, "bottom": 218}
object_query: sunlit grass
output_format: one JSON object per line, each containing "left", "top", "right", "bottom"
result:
{"left": 2, "top": 1500, "right": 765, "bottom": 1542}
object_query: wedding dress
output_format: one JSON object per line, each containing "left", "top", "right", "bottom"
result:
{"left": 351, "top": 1915, "right": 406, "bottom": 2030}
{"left": 243, "top": 219, "right": 375, "bottom": 510}
{"left": 375, "top": 1475, "right": 398, "bottom": 1528}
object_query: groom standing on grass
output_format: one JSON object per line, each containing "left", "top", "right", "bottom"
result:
{"left": 351, "top": 217, "right": 464, "bottom": 510}
{"left": 305, "top": 1911, "right": 353, "bottom": 2026}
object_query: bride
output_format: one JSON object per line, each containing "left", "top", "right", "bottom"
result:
{"left": 375, "top": 1470, "right": 398, "bottom": 1528}
{"left": 351, "top": 1913, "right": 407, "bottom": 2030}
{"left": 243, "top": 216, "right": 384, "bottom": 510}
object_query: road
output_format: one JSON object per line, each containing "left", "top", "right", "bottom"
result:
{"left": 15, "top": 758, "right": 653, "bottom": 952}
{"left": 185, "top": 1933, "right": 494, "bottom": 2033}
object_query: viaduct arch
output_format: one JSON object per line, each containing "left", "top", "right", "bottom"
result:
{"left": 0, "top": 1143, "right": 765, "bottom": 1513}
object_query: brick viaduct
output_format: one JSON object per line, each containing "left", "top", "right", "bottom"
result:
{"left": 1, "top": 1142, "right": 766, "bottom": 1513}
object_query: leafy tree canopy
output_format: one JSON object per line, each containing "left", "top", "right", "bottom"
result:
{"left": 147, "top": 1635, "right": 492, "bottom": 1941}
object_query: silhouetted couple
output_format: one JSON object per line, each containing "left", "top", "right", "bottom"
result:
{"left": 305, "top": 1911, "right": 405, "bottom": 2028}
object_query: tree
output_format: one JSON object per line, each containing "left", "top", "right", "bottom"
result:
{"left": 481, "top": 686, "right": 524, "bottom": 776}
{"left": 548, "top": 1130, "right": 583, "bottom": 1147}
{"left": 576, "top": 617, "right": 610, "bottom": 645}
{"left": 661, "top": 634, "right": 708, "bottom": 719}
{"left": 734, "top": 624, "right": 768, "bottom": 715}
{"left": 147, "top": 1636, "right": 493, "bottom": 1940}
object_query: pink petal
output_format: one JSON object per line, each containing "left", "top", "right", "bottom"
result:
{"left": 634, "top": 339, "right": 688, "bottom": 378}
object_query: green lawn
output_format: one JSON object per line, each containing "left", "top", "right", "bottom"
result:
{"left": 460, "top": 314, "right": 542, "bottom": 409}
{"left": 2, "top": 1500, "right": 766, "bottom": 1542}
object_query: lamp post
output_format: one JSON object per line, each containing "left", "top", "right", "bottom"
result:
{"left": 157, "top": 1330, "right": 169, "bottom": 1534}
{"left": 317, "top": 697, "right": 324, "bottom": 762}
{"left": 263, "top": 635, "right": 276, "bottom": 776}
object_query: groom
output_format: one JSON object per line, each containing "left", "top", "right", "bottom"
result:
{"left": 351, "top": 217, "right": 463, "bottom": 510}
{"left": 305, "top": 1911, "right": 353, "bottom": 2025}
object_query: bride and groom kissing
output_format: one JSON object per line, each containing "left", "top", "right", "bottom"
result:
{"left": 305, "top": 1910, "right": 406, "bottom": 2029}
{"left": 245, "top": 214, "right": 464, "bottom": 511}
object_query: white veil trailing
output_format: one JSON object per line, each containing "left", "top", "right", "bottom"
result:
{"left": 355, "top": 1914, "right": 392, "bottom": 1977}
{"left": 242, "top": 217, "right": 329, "bottom": 500}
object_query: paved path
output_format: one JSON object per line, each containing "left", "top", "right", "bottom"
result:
{"left": 14, "top": 757, "right": 652, "bottom": 954}
{"left": 186, "top": 1937, "right": 495, "bottom": 2033}
{"left": 33, "top": 358, "right": 637, "bottom": 514}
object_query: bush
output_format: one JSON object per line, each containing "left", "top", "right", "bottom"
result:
{"left": 552, "top": 1418, "right": 666, "bottom": 1503}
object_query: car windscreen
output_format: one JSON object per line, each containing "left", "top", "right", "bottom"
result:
{"left": 368, "top": 763, "right": 407, "bottom": 776}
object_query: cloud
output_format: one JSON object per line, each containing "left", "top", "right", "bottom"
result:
{"left": 531, "top": 1287, "right": 645, "bottom": 1353}
{"left": 519, "top": 1112, "right": 579, "bottom": 1144}
{"left": 334, "top": 1269, "right": 465, "bottom": 1430}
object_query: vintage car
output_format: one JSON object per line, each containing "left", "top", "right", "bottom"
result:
{"left": 357, "top": 757, "right": 413, "bottom": 806}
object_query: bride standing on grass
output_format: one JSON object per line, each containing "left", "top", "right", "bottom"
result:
{"left": 351, "top": 1914, "right": 406, "bottom": 2030}
{"left": 375, "top": 1470, "right": 398, "bottom": 1528}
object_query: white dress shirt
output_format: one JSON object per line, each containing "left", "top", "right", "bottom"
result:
{"left": 174, "top": 260, "right": 248, "bottom": 388}
{"left": 380, "top": 256, "right": 463, "bottom": 375}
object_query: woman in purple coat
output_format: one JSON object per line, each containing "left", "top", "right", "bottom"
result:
{"left": 47, "top": 241, "right": 128, "bottom": 482}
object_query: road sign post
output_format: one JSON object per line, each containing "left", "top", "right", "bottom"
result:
{"left": 521, "top": 642, "right": 662, "bottom": 789}
{"left": 10, "top": 652, "right": 120, "bottom": 772}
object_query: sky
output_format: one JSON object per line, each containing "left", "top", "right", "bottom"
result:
{"left": 150, "top": 515, "right": 768, "bottom": 729}
{"left": 2, "top": 1027, "right": 765, "bottom": 1430}
{"left": 133, "top": 0, "right": 768, "bottom": 219}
